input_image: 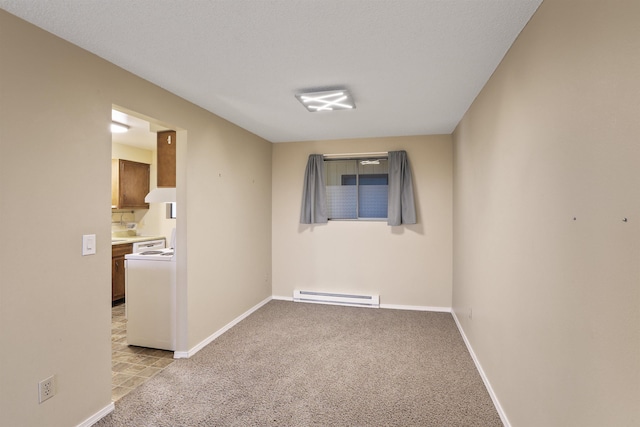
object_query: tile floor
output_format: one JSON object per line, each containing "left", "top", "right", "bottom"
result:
{"left": 111, "top": 303, "right": 175, "bottom": 401}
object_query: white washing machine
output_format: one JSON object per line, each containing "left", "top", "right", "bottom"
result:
{"left": 125, "top": 248, "right": 176, "bottom": 351}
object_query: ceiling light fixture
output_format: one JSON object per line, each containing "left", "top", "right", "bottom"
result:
{"left": 295, "top": 89, "right": 355, "bottom": 112}
{"left": 110, "top": 121, "right": 129, "bottom": 133}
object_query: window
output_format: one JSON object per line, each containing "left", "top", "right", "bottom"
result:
{"left": 325, "top": 158, "right": 388, "bottom": 220}
{"left": 166, "top": 202, "right": 176, "bottom": 219}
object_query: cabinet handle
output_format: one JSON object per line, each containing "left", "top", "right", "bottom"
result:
{"left": 115, "top": 261, "right": 119, "bottom": 271}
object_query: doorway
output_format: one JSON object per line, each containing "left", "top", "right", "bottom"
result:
{"left": 110, "top": 107, "right": 180, "bottom": 401}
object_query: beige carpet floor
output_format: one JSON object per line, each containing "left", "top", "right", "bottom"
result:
{"left": 95, "top": 300, "right": 501, "bottom": 426}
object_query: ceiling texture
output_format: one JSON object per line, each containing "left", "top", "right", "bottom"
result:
{"left": 1, "top": 0, "right": 542, "bottom": 143}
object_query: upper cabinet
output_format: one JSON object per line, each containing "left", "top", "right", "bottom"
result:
{"left": 157, "top": 130, "right": 176, "bottom": 187}
{"left": 111, "top": 159, "right": 150, "bottom": 209}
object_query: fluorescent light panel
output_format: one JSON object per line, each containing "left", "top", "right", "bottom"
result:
{"left": 295, "top": 89, "right": 355, "bottom": 112}
{"left": 111, "top": 121, "right": 129, "bottom": 133}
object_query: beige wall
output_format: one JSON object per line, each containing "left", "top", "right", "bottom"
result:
{"left": 272, "top": 136, "right": 452, "bottom": 308}
{"left": 452, "top": 0, "right": 640, "bottom": 425}
{"left": 0, "top": 10, "right": 271, "bottom": 427}
{"left": 112, "top": 142, "right": 153, "bottom": 164}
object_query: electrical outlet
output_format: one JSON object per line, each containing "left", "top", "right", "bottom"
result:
{"left": 38, "top": 375, "right": 56, "bottom": 403}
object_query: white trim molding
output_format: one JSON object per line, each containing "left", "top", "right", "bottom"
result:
{"left": 173, "top": 296, "right": 272, "bottom": 359}
{"left": 451, "top": 310, "right": 511, "bottom": 427}
{"left": 77, "top": 402, "right": 114, "bottom": 427}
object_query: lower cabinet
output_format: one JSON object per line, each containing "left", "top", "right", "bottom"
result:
{"left": 112, "top": 244, "right": 133, "bottom": 302}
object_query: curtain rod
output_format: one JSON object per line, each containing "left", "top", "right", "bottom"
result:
{"left": 323, "top": 151, "right": 388, "bottom": 158}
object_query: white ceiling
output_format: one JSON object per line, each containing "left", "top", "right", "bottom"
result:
{"left": 1, "top": 0, "right": 542, "bottom": 143}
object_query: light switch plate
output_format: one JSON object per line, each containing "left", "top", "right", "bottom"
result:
{"left": 82, "top": 234, "right": 96, "bottom": 256}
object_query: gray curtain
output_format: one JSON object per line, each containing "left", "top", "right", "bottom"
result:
{"left": 300, "top": 154, "right": 328, "bottom": 224}
{"left": 387, "top": 150, "right": 416, "bottom": 226}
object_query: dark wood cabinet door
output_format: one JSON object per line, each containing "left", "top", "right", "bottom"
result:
{"left": 112, "top": 256, "right": 126, "bottom": 302}
{"left": 118, "top": 159, "right": 150, "bottom": 209}
{"left": 111, "top": 244, "right": 132, "bottom": 302}
{"left": 157, "top": 130, "right": 176, "bottom": 187}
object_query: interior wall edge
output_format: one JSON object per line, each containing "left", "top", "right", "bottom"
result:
{"left": 451, "top": 310, "right": 511, "bottom": 427}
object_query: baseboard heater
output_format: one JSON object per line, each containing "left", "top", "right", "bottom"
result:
{"left": 293, "top": 290, "right": 380, "bottom": 308}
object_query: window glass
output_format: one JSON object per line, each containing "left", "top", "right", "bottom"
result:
{"left": 166, "top": 202, "right": 176, "bottom": 219}
{"left": 325, "top": 158, "right": 388, "bottom": 220}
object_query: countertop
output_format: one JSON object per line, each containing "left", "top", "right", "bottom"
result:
{"left": 111, "top": 235, "right": 166, "bottom": 246}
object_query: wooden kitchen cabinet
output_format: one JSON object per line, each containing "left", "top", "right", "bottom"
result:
{"left": 157, "top": 130, "right": 176, "bottom": 187}
{"left": 111, "top": 159, "right": 150, "bottom": 209}
{"left": 112, "top": 243, "right": 133, "bottom": 302}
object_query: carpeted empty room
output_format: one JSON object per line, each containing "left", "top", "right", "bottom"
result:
{"left": 95, "top": 300, "right": 501, "bottom": 426}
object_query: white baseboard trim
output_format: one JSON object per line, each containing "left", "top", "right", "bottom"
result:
{"left": 451, "top": 310, "right": 510, "bottom": 427}
{"left": 380, "top": 303, "right": 451, "bottom": 313}
{"left": 77, "top": 402, "right": 114, "bottom": 427}
{"left": 271, "top": 295, "right": 293, "bottom": 302}
{"left": 174, "top": 296, "right": 272, "bottom": 359}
